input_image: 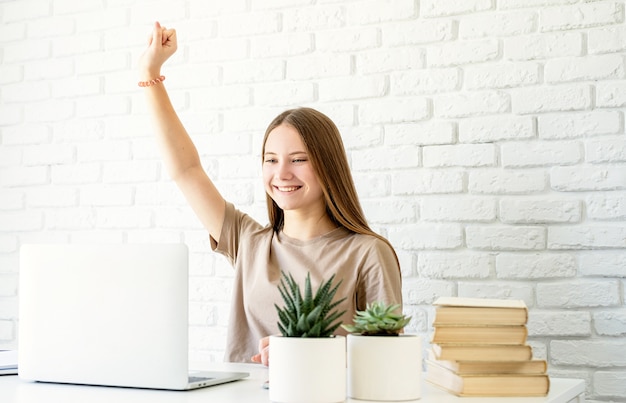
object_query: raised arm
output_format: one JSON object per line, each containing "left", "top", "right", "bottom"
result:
{"left": 139, "top": 22, "right": 226, "bottom": 241}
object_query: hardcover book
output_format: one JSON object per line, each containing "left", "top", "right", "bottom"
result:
{"left": 427, "top": 349, "right": 547, "bottom": 375}
{"left": 433, "top": 297, "right": 528, "bottom": 326}
{"left": 431, "top": 342, "right": 533, "bottom": 362}
{"left": 431, "top": 324, "right": 528, "bottom": 345}
{"left": 426, "top": 359, "right": 549, "bottom": 397}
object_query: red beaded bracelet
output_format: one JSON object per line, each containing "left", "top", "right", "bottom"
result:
{"left": 138, "top": 75, "right": 165, "bottom": 87}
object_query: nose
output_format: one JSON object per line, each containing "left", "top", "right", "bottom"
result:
{"left": 275, "top": 161, "right": 293, "bottom": 180}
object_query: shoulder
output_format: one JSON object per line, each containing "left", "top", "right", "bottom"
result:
{"left": 345, "top": 230, "right": 393, "bottom": 249}
{"left": 227, "top": 202, "right": 268, "bottom": 233}
{"left": 343, "top": 231, "right": 398, "bottom": 262}
{"left": 217, "top": 202, "right": 273, "bottom": 255}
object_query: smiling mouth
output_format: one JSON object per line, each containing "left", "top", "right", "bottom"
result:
{"left": 275, "top": 186, "right": 301, "bottom": 192}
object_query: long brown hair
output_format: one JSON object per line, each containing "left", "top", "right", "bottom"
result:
{"left": 261, "top": 107, "right": 399, "bottom": 264}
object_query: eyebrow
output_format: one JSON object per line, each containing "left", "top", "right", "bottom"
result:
{"left": 263, "top": 151, "right": 308, "bottom": 156}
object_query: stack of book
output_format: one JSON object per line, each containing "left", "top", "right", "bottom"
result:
{"left": 425, "top": 297, "right": 550, "bottom": 397}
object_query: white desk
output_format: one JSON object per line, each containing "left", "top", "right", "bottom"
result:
{"left": 0, "top": 362, "right": 585, "bottom": 403}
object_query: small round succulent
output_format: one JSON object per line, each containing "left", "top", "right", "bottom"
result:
{"left": 342, "top": 301, "right": 411, "bottom": 336}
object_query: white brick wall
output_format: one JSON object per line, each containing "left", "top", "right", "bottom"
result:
{"left": 0, "top": 0, "right": 624, "bottom": 399}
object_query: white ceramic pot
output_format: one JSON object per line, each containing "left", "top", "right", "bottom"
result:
{"left": 269, "top": 335, "right": 346, "bottom": 403}
{"left": 347, "top": 334, "right": 422, "bottom": 401}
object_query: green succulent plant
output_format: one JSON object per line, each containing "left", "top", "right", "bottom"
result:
{"left": 342, "top": 301, "right": 411, "bottom": 336}
{"left": 275, "top": 271, "right": 347, "bottom": 337}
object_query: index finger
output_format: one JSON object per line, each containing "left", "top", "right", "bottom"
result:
{"left": 162, "top": 28, "right": 176, "bottom": 45}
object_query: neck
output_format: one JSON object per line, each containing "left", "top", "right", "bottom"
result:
{"left": 282, "top": 211, "right": 337, "bottom": 241}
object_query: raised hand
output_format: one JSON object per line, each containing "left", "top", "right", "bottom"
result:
{"left": 139, "top": 21, "right": 177, "bottom": 80}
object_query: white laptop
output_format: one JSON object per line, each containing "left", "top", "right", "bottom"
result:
{"left": 18, "top": 243, "right": 248, "bottom": 390}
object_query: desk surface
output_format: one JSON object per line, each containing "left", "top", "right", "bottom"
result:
{"left": 0, "top": 362, "right": 585, "bottom": 403}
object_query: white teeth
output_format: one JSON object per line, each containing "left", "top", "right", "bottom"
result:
{"left": 277, "top": 186, "right": 299, "bottom": 192}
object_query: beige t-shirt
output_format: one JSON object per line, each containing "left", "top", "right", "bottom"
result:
{"left": 212, "top": 202, "right": 402, "bottom": 363}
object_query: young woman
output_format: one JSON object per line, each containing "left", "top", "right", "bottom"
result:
{"left": 139, "top": 22, "right": 402, "bottom": 364}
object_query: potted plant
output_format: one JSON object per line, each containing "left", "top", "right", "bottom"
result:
{"left": 342, "top": 301, "right": 422, "bottom": 401}
{"left": 269, "top": 271, "right": 347, "bottom": 403}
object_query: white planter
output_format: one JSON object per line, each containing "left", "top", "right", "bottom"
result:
{"left": 347, "top": 334, "right": 422, "bottom": 401}
{"left": 269, "top": 335, "right": 346, "bottom": 403}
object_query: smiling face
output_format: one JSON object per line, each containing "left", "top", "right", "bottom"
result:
{"left": 262, "top": 123, "right": 326, "bottom": 215}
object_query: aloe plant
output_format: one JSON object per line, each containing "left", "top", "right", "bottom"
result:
{"left": 342, "top": 301, "right": 411, "bottom": 336}
{"left": 275, "top": 271, "right": 346, "bottom": 337}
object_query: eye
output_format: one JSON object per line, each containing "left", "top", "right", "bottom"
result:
{"left": 264, "top": 158, "right": 277, "bottom": 163}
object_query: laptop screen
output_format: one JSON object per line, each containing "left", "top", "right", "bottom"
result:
{"left": 18, "top": 243, "right": 191, "bottom": 390}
